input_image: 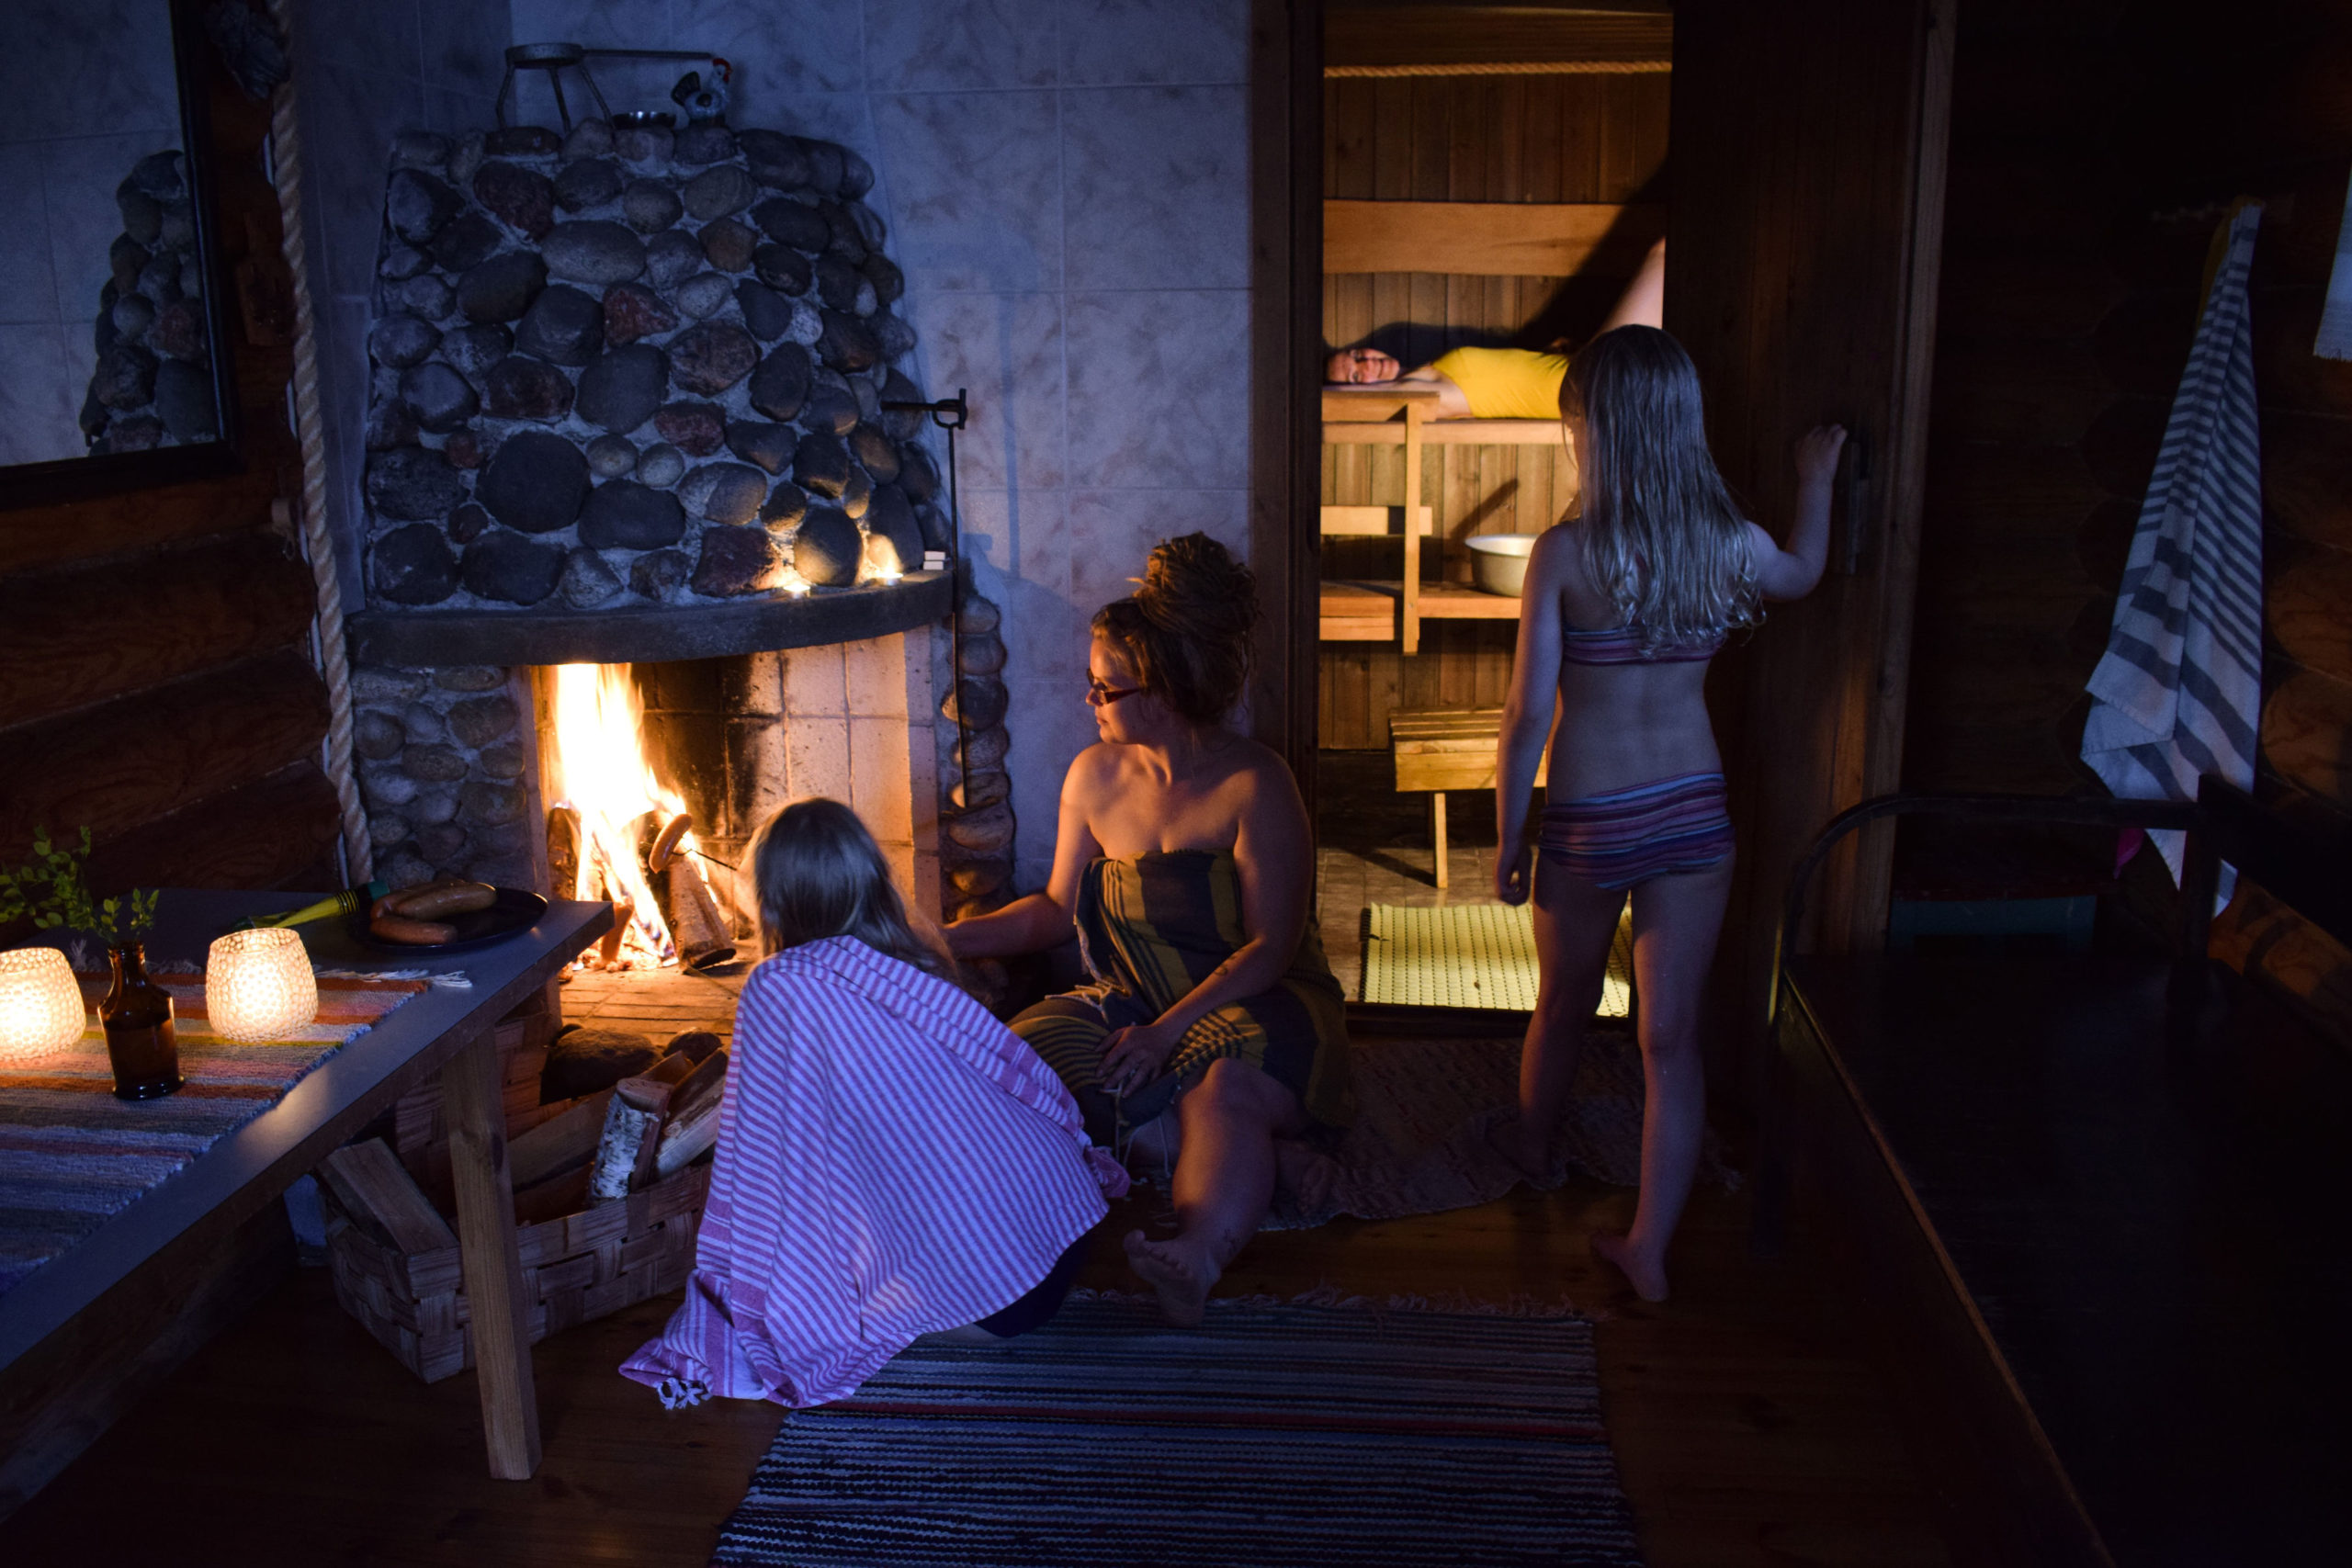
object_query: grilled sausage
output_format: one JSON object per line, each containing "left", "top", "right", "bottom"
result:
{"left": 370, "top": 912, "right": 457, "bottom": 945}
{"left": 393, "top": 881, "right": 496, "bottom": 919}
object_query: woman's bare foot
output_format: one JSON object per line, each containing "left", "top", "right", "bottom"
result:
{"left": 1124, "top": 1228, "right": 1216, "bottom": 1327}
{"left": 1592, "top": 1230, "right": 1668, "bottom": 1302}
{"left": 1273, "top": 1138, "right": 1340, "bottom": 1214}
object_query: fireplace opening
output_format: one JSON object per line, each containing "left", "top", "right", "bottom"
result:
{"left": 516, "top": 634, "right": 945, "bottom": 982}
{"left": 540, "top": 662, "right": 736, "bottom": 972}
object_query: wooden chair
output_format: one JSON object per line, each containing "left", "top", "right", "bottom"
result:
{"left": 1758, "top": 779, "right": 2352, "bottom": 1566}
{"left": 1387, "top": 706, "right": 1545, "bottom": 888}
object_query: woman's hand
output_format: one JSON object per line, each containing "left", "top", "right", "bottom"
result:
{"left": 1098, "top": 1019, "right": 1181, "bottom": 1096}
{"left": 1794, "top": 423, "right": 1848, "bottom": 487}
{"left": 1496, "top": 843, "right": 1534, "bottom": 906}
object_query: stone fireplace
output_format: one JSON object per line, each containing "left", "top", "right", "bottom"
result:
{"left": 338, "top": 113, "right": 1013, "bottom": 935}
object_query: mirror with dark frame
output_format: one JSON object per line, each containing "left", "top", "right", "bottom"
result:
{"left": 0, "top": 0, "right": 242, "bottom": 507}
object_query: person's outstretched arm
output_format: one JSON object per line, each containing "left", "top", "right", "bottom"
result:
{"left": 945, "top": 750, "right": 1104, "bottom": 959}
{"left": 1495, "top": 526, "right": 1571, "bottom": 905}
{"left": 1747, "top": 423, "right": 1847, "bottom": 602}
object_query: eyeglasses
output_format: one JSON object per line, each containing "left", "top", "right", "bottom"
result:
{"left": 1086, "top": 678, "right": 1144, "bottom": 706}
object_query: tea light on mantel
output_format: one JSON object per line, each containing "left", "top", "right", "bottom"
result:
{"left": 0, "top": 947, "right": 87, "bottom": 1063}
{"left": 205, "top": 928, "right": 318, "bottom": 1043}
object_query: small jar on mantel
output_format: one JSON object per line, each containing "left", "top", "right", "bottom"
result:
{"left": 102, "top": 942, "right": 182, "bottom": 1100}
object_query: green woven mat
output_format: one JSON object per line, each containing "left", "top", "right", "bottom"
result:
{"left": 1360, "top": 901, "right": 1632, "bottom": 1015}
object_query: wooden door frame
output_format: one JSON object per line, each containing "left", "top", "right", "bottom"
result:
{"left": 1248, "top": 0, "right": 1324, "bottom": 814}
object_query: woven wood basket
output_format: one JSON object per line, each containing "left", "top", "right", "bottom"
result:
{"left": 322, "top": 1160, "right": 710, "bottom": 1382}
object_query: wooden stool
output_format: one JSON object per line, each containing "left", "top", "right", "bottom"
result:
{"left": 1388, "top": 707, "right": 1545, "bottom": 889}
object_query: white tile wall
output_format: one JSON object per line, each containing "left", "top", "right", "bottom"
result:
{"left": 315, "top": 0, "right": 1251, "bottom": 884}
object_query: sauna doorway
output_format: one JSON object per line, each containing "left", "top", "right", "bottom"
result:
{"left": 1275, "top": 0, "right": 1951, "bottom": 1082}
{"left": 1307, "top": 4, "right": 1668, "bottom": 1012}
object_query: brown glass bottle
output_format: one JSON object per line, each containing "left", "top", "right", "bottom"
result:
{"left": 102, "top": 942, "right": 182, "bottom": 1100}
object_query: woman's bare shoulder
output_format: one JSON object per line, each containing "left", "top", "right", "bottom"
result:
{"left": 1062, "top": 740, "right": 1127, "bottom": 794}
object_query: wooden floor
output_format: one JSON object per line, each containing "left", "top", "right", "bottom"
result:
{"left": 6, "top": 1145, "right": 1951, "bottom": 1565}
{"left": 6, "top": 833, "right": 1951, "bottom": 1563}
{"left": 1317, "top": 748, "right": 1517, "bottom": 998}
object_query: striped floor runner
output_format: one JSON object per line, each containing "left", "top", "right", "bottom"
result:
{"left": 0, "top": 972, "right": 423, "bottom": 1296}
{"left": 716, "top": 1295, "right": 1645, "bottom": 1567}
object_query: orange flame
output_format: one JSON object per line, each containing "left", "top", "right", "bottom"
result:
{"left": 543, "top": 663, "right": 707, "bottom": 969}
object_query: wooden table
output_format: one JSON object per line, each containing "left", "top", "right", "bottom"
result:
{"left": 0, "top": 889, "right": 612, "bottom": 1516}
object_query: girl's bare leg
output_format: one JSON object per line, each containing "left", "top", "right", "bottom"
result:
{"left": 1502, "top": 855, "right": 1626, "bottom": 1179}
{"left": 1598, "top": 237, "right": 1668, "bottom": 334}
{"left": 1592, "top": 857, "right": 1733, "bottom": 1302}
{"left": 1124, "top": 1057, "right": 1304, "bottom": 1326}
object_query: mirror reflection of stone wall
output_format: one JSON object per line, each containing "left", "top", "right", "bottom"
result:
{"left": 0, "top": 0, "right": 185, "bottom": 466}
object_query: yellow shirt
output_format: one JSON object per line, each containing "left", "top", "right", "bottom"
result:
{"left": 1427, "top": 347, "right": 1570, "bottom": 421}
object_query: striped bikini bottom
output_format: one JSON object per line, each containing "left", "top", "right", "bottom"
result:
{"left": 1538, "top": 772, "right": 1735, "bottom": 891}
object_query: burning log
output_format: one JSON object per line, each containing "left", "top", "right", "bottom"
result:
{"left": 547, "top": 805, "right": 581, "bottom": 900}
{"left": 639, "top": 812, "right": 737, "bottom": 970}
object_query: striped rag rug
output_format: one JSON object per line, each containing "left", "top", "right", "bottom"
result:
{"left": 713, "top": 1293, "right": 1645, "bottom": 1568}
{"left": 0, "top": 972, "right": 423, "bottom": 1297}
{"left": 2082, "top": 202, "right": 2264, "bottom": 896}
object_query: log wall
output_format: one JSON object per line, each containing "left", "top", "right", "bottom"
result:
{"left": 1906, "top": 0, "right": 2352, "bottom": 1035}
{"left": 0, "top": 39, "right": 339, "bottom": 903}
{"left": 1318, "top": 71, "right": 1669, "bottom": 749}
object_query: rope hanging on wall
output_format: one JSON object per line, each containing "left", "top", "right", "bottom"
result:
{"left": 264, "top": 0, "right": 371, "bottom": 883}
{"left": 1324, "top": 60, "right": 1670, "bottom": 77}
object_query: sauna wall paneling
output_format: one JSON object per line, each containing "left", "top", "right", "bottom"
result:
{"left": 1320, "top": 71, "right": 1668, "bottom": 747}
{"left": 1907, "top": 0, "right": 2352, "bottom": 1043}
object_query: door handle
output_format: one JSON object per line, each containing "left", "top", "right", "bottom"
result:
{"left": 1836, "top": 427, "right": 1873, "bottom": 576}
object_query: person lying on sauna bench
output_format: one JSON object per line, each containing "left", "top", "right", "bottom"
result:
{"left": 1325, "top": 237, "right": 1666, "bottom": 420}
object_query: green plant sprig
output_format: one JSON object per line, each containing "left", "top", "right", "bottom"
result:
{"left": 0, "top": 827, "right": 159, "bottom": 943}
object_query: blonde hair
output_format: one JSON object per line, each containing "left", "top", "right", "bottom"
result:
{"left": 1091, "top": 533, "right": 1259, "bottom": 724}
{"left": 1560, "top": 325, "right": 1758, "bottom": 651}
{"left": 748, "top": 798, "right": 956, "bottom": 983}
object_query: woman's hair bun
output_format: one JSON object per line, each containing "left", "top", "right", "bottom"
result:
{"left": 1135, "top": 533, "right": 1259, "bottom": 642}
{"left": 1092, "top": 532, "right": 1258, "bottom": 725}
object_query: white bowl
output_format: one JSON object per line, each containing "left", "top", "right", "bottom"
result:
{"left": 1465, "top": 533, "right": 1543, "bottom": 596}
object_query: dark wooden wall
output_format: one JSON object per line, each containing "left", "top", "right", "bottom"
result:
{"left": 1318, "top": 71, "right": 1669, "bottom": 749}
{"left": 1905, "top": 0, "right": 2352, "bottom": 1032}
{"left": 0, "top": 44, "right": 339, "bottom": 901}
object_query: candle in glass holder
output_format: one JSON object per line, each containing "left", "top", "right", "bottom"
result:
{"left": 0, "top": 947, "right": 87, "bottom": 1064}
{"left": 205, "top": 928, "right": 318, "bottom": 1043}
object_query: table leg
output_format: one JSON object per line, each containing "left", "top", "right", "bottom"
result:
{"left": 442, "top": 1029, "right": 541, "bottom": 1479}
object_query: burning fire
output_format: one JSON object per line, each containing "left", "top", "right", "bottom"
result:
{"left": 544, "top": 663, "right": 702, "bottom": 969}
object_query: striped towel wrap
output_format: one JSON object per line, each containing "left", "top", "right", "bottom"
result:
{"left": 1538, "top": 771, "right": 1736, "bottom": 891}
{"left": 2082, "top": 202, "right": 2264, "bottom": 896}
{"left": 619, "top": 937, "right": 1126, "bottom": 1410}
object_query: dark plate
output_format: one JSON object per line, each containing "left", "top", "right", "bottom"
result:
{"left": 346, "top": 886, "right": 550, "bottom": 955}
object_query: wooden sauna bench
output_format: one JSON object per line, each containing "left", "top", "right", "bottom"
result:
{"left": 1317, "top": 385, "right": 1555, "bottom": 649}
{"left": 1388, "top": 707, "right": 1546, "bottom": 889}
{"left": 1761, "top": 783, "right": 2352, "bottom": 1567}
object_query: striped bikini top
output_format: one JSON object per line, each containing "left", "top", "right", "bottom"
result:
{"left": 1560, "top": 625, "right": 1726, "bottom": 666}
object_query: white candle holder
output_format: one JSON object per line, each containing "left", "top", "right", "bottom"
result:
{"left": 204, "top": 928, "right": 319, "bottom": 1043}
{"left": 0, "top": 947, "right": 87, "bottom": 1064}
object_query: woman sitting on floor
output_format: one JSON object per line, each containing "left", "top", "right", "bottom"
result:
{"left": 945, "top": 535, "right": 1353, "bottom": 1328}
{"left": 620, "top": 799, "right": 1126, "bottom": 1410}
{"left": 1326, "top": 237, "right": 1667, "bottom": 419}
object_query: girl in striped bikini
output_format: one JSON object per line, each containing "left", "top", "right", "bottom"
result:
{"left": 1494, "top": 324, "right": 1845, "bottom": 1302}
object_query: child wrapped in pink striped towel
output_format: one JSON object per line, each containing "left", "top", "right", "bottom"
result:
{"left": 621, "top": 800, "right": 1126, "bottom": 1410}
